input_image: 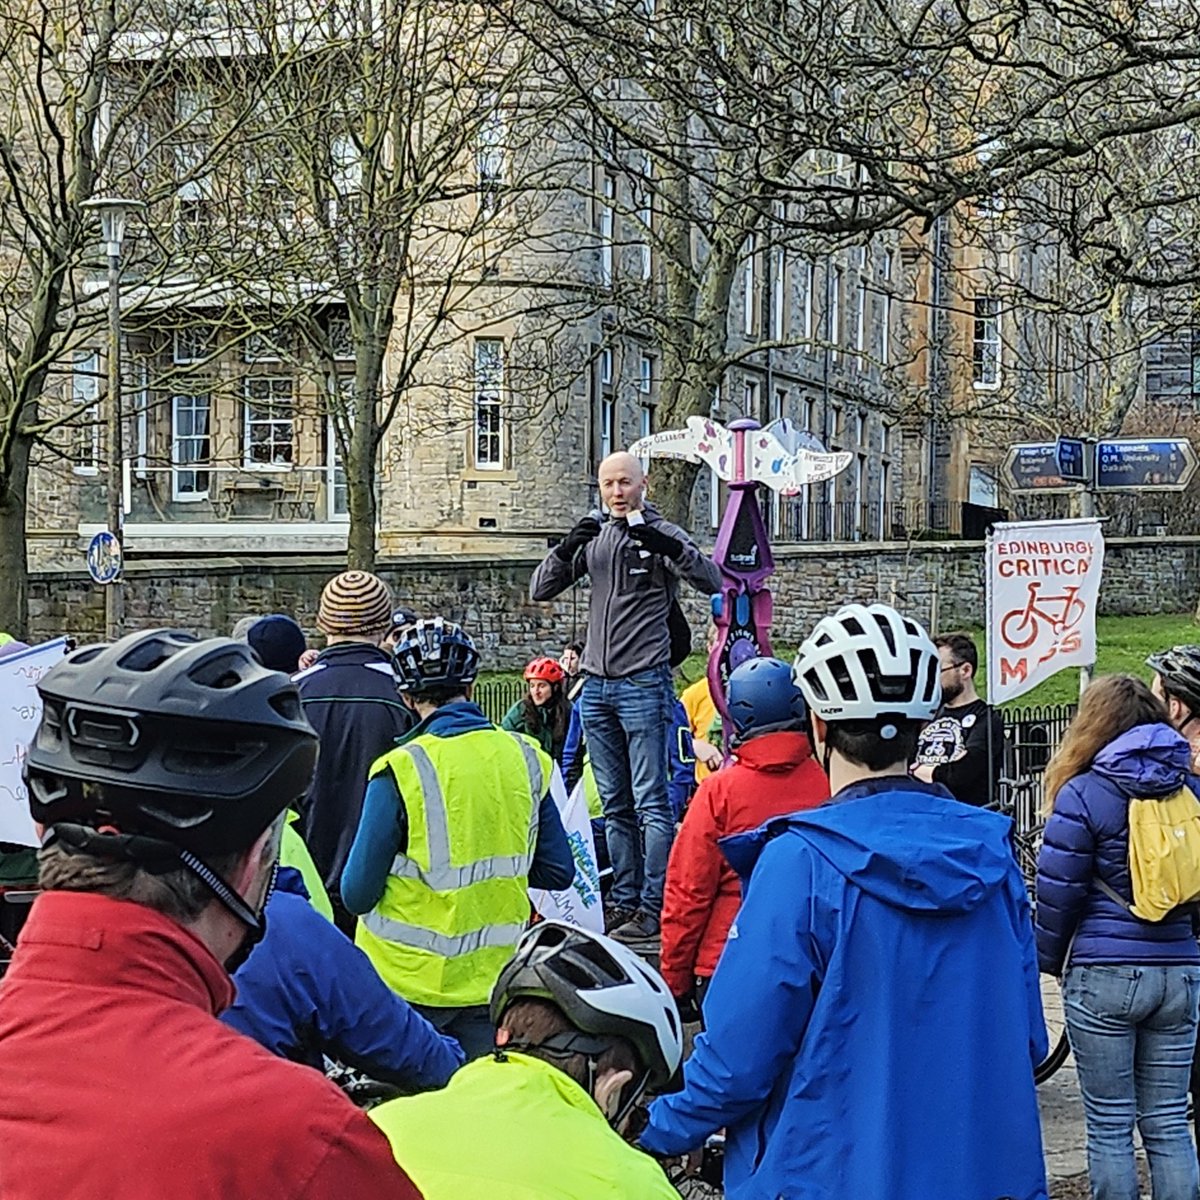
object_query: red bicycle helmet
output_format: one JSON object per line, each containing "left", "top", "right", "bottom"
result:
{"left": 524, "top": 656, "right": 565, "bottom": 684}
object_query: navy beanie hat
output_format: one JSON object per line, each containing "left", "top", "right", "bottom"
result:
{"left": 247, "top": 614, "right": 308, "bottom": 675}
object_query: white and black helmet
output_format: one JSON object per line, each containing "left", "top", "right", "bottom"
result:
{"left": 490, "top": 921, "right": 683, "bottom": 1088}
{"left": 793, "top": 603, "right": 941, "bottom": 723}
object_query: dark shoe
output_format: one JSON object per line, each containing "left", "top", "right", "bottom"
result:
{"left": 611, "top": 910, "right": 661, "bottom": 945}
{"left": 604, "top": 903, "right": 635, "bottom": 933}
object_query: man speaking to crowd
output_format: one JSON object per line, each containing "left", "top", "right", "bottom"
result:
{"left": 531, "top": 451, "right": 721, "bottom": 946}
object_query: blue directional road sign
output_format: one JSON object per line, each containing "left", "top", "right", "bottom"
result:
{"left": 1002, "top": 443, "right": 1071, "bottom": 492}
{"left": 1095, "top": 438, "right": 1198, "bottom": 492}
{"left": 1055, "top": 437, "right": 1092, "bottom": 484}
{"left": 86, "top": 530, "right": 123, "bottom": 584}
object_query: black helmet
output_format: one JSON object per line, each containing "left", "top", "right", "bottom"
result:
{"left": 24, "top": 629, "right": 318, "bottom": 858}
{"left": 1147, "top": 645, "right": 1200, "bottom": 716}
{"left": 392, "top": 617, "right": 480, "bottom": 693}
{"left": 490, "top": 921, "right": 683, "bottom": 1090}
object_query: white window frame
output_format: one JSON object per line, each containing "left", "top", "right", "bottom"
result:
{"left": 71, "top": 350, "right": 101, "bottom": 476}
{"left": 242, "top": 376, "right": 295, "bottom": 469}
{"left": 854, "top": 453, "right": 866, "bottom": 540}
{"left": 638, "top": 352, "right": 653, "bottom": 395}
{"left": 326, "top": 403, "right": 350, "bottom": 521}
{"left": 830, "top": 267, "right": 842, "bottom": 361}
{"left": 880, "top": 458, "right": 891, "bottom": 536}
{"left": 803, "top": 397, "right": 816, "bottom": 431}
{"left": 771, "top": 242, "right": 786, "bottom": 341}
{"left": 854, "top": 254, "right": 867, "bottom": 368}
{"left": 600, "top": 397, "right": 615, "bottom": 460}
{"left": 474, "top": 338, "right": 505, "bottom": 470}
{"left": 131, "top": 358, "right": 149, "bottom": 479}
{"left": 742, "top": 235, "right": 757, "bottom": 336}
{"left": 972, "top": 296, "right": 1002, "bottom": 389}
{"left": 881, "top": 253, "right": 893, "bottom": 365}
{"left": 855, "top": 411, "right": 866, "bottom": 446}
{"left": 637, "top": 154, "right": 653, "bottom": 281}
{"left": 743, "top": 379, "right": 760, "bottom": 419}
{"left": 802, "top": 261, "right": 814, "bottom": 340}
{"left": 599, "top": 174, "right": 615, "bottom": 288}
{"left": 476, "top": 95, "right": 505, "bottom": 215}
{"left": 171, "top": 392, "right": 211, "bottom": 501}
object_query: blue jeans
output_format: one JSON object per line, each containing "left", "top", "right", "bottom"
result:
{"left": 1064, "top": 963, "right": 1200, "bottom": 1200}
{"left": 579, "top": 667, "right": 675, "bottom": 913}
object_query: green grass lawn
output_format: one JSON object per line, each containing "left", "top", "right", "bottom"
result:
{"left": 577, "top": 612, "right": 1200, "bottom": 712}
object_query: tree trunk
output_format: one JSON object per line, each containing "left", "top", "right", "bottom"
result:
{"left": 345, "top": 443, "right": 377, "bottom": 570}
{"left": 0, "top": 439, "right": 32, "bottom": 637}
{"left": 649, "top": 457, "right": 701, "bottom": 528}
{"left": 345, "top": 349, "right": 382, "bottom": 571}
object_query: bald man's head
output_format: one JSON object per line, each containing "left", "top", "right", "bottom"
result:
{"left": 598, "top": 451, "right": 646, "bottom": 517}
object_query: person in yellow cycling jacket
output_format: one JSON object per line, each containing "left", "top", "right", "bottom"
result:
{"left": 341, "top": 618, "right": 575, "bottom": 1059}
{"left": 370, "top": 921, "right": 683, "bottom": 1200}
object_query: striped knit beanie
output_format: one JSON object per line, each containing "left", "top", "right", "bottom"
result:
{"left": 317, "top": 570, "right": 394, "bottom": 638}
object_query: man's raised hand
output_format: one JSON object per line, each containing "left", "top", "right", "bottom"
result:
{"left": 629, "top": 522, "right": 684, "bottom": 561}
{"left": 554, "top": 515, "right": 602, "bottom": 562}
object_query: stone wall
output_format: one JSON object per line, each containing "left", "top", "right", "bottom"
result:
{"left": 27, "top": 535, "right": 1200, "bottom": 665}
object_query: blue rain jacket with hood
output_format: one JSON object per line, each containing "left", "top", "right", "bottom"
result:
{"left": 1035, "top": 722, "right": 1200, "bottom": 975}
{"left": 641, "top": 777, "right": 1048, "bottom": 1200}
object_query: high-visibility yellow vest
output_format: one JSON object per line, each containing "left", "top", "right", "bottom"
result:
{"left": 370, "top": 1052, "right": 679, "bottom": 1200}
{"left": 356, "top": 727, "right": 548, "bottom": 1007}
{"left": 279, "top": 811, "right": 334, "bottom": 922}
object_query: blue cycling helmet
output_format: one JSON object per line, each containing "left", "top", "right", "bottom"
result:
{"left": 392, "top": 617, "right": 480, "bottom": 693}
{"left": 727, "top": 656, "right": 807, "bottom": 742}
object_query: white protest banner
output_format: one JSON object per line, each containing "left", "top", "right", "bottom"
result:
{"left": 530, "top": 765, "right": 604, "bottom": 932}
{"left": 0, "top": 638, "right": 69, "bottom": 846}
{"left": 987, "top": 519, "right": 1104, "bottom": 704}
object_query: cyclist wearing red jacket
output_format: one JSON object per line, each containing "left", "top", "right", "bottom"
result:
{"left": 659, "top": 657, "right": 828, "bottom": 1012}
{"left": 0, "top": 631, "right": 421, "bottom": 1200}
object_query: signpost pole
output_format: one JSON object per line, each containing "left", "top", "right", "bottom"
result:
{"left": 83, "top": 197, "right": 143, "bottom": 642}
{"left": 103, "top": 240, "right": 124, "bottom": 642}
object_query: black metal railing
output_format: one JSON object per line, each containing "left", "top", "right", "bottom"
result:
{"left": 999, "top": 702, "right": 1076, "bottom": 862}
{"left": 473, "top": 677, "right": 528, "bottom": 724}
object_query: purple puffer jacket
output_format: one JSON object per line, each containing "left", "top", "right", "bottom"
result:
{"left": 1035, "top": 722, "right": 1200, "bottom": 976}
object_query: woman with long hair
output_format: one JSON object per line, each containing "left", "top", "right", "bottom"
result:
{"left": 501, "top": 657, "right": 574, "bottom": 765}
{"left": 1036, "top": 674, "right": 1200, "bottom": 1200}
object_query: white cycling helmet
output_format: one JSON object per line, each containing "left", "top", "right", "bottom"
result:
{"left": 793, "top": 602, "right": 941, "bottom": 723}
{"left": 490, "top": 920, "right": 683, "bottom": 1088}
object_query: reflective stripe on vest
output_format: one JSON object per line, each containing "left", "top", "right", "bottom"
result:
{"left": 378, "top": 735, "right": 542, "bottom": 892}
{"left": 359, "top": 914, "right": 530, "bottom": 958}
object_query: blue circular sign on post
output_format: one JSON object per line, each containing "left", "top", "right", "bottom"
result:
{"left": 86, "top": 531, "right": 123, "bottom": 585}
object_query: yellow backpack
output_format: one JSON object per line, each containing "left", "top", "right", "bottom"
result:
{"left": 1099, "top": 785, "right": 1200, "bottom": 921}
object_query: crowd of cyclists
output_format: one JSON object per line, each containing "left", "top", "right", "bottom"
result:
{"left": 3, "top": 449, "right": 1200, "bottom": 1198}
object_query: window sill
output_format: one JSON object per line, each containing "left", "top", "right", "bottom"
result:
{"left": 72, "top": 466, "right": 100, "bottom": 477}
{"left": 972, "top": 382, "right": 1002, "bottom": 392}
{"left": 463, "top": 467, "right": 516, "bottom": 482}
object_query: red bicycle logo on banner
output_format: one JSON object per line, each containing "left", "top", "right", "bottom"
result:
{"left": 1000, "top": 582, "right": 1087, "bottom": 650}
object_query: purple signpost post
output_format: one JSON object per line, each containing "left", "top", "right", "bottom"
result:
{"left": 629, "top": 412, "right": 850, "bottom": 754}
{"left": 707, "top": 419, "right": 775, "bottom": 747}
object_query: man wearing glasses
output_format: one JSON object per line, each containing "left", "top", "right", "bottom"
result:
{"left": 911, "top": 632, "right": 1005, "bottom": 806}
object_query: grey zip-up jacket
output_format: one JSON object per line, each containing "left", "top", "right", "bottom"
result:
{"left": 530, "top": 503, "right": 721, "bottom": 678}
